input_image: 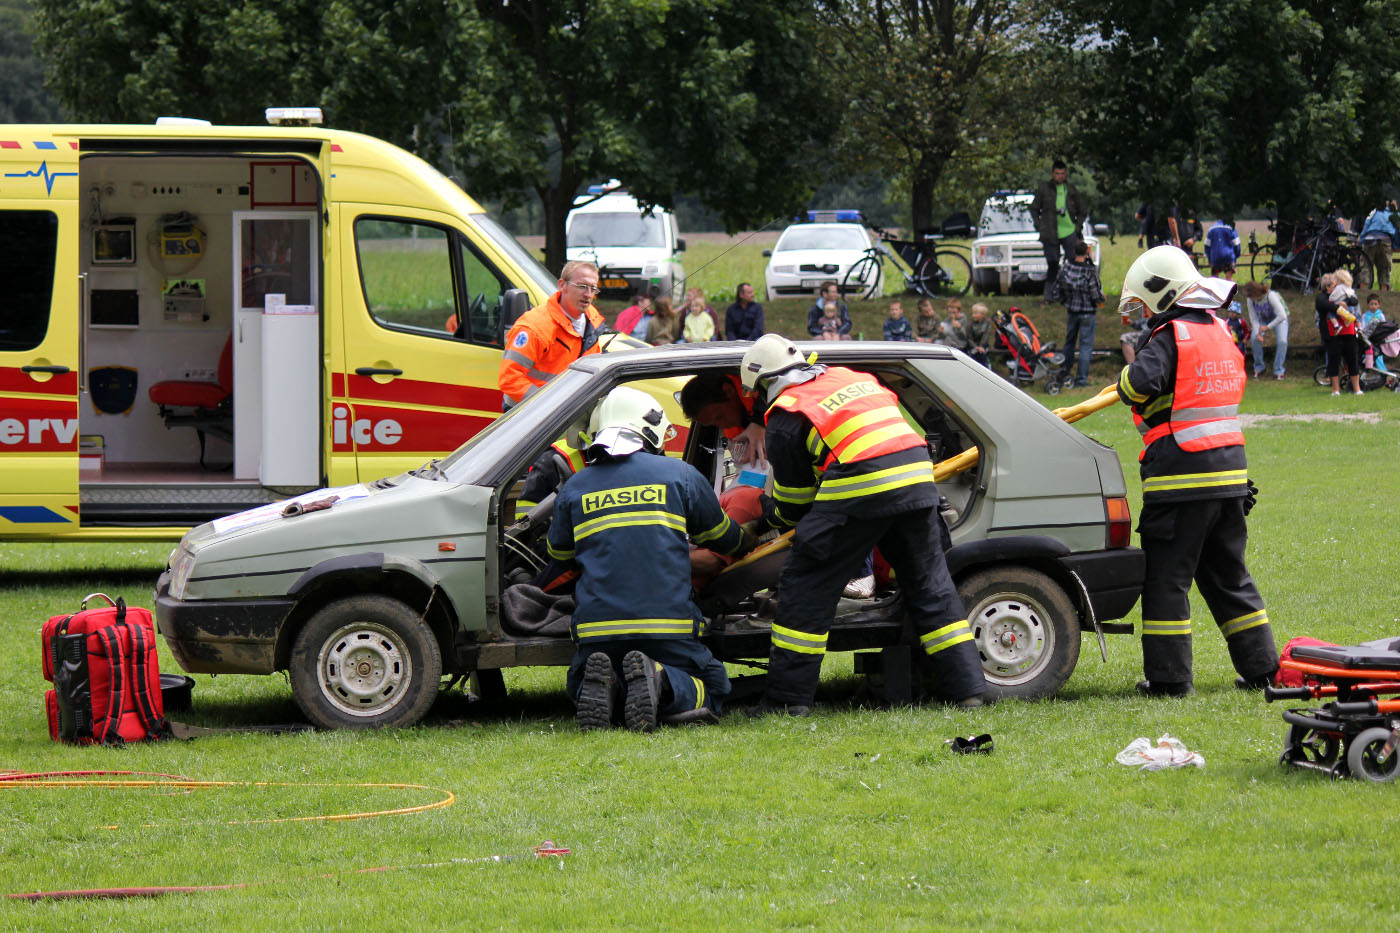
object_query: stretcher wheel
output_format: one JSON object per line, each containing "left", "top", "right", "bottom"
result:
{"left": 1346, "top": 727, "right": 1400, "bottom": 783}
{"left": 1282, "top": 723, "right": 1340, "bottom": 767}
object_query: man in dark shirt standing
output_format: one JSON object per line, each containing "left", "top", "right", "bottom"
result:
{"left": 1029, "top": 160, "right": 1087, "bottom": 301}
{"left": 725, "top": 282, "right": 765, "bottom": 341}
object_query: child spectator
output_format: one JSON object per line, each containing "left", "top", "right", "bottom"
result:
{"left": 883, "top": 300, "right": 913, "bottom": 341}
{"left": 645, "top": 296, "right": 679, "bottom": 345}
{"left": 914, "top": 298, "right": 941, "bottom": 342}
{"left": 819, "top": 302, "right": 845, "bottom": 340}
{"left": 679, "top": 287, "right": 719, "bottom": 343}
{"left": 1361, "top": 293, "right": 1388, "bottom": 373}
{"left": 938, "top": 298, "right": 968, "bottom": 349}
{"left": 1053, "top": 239, "right": 1105, "bottom": 387}
{"left": 806, "top": 282, "right": 852, "bottom": 338}
{"left": 966, "top": 303, "right": 994, "bottom": 366}
{"left": 1224, "top": 301, "right": 1251, "bottom": 357}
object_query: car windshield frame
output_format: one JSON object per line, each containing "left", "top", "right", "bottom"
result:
{"left": 567, "top": 212, "right": 668, "bottom": 249}
{"left": 438, "top": 371, "right": 594, "bottom": 486}
{"left": 774, "top": 226, "right": 870, "bottom": 252}
{"left": 466, "top": 211, "right": 557, "bottom": 294}
{"left": 978, "top": 201, "right": 1037, "bottom": 236}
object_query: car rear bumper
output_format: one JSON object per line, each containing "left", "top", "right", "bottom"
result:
{"left": 1058, "top": 548, "right": 1144, "bottom": 629}
{"left": 154, "top": 572, "right": 292, "bottom": 674}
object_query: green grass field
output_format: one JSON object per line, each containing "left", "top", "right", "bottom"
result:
{"left": 2, "top": 370, "right": 1397, "bottom": 927}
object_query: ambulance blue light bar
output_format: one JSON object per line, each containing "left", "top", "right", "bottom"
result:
{"left": 800, "top": 209, "right": 864, "bottom": 223}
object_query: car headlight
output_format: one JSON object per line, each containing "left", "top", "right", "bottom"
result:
{"left": 168, "top": 546, "right": 196, "bottom": 599}
{"left": 643, "top": 262, "right": 659, "bottom": 276}
{"left": 975, "top": 244, "right": 1005, "bottom": 264}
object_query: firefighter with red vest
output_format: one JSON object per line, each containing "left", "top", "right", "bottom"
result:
{"left": 1115, "top": 246, "right": 1278, "bottom": 696}
{"left": 737, "top": 335, "right": 986, "bottom": 715}
{"left": 498, "top": 260, "right": 608, "bottom": 410}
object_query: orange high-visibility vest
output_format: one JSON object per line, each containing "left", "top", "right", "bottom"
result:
{"left": 1135, "top": 317, "right": 1245, "bottom": 459}
{"left": 770, "top": 367, "right": 925, "bottom": 469}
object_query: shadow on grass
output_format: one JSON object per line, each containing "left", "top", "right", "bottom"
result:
{"left": 0, "top": 568, "right": 164, "bottom": 590}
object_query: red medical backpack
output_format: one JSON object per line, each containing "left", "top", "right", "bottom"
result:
{"left": 42, "top": 594, "right": 172, "bottom": 745}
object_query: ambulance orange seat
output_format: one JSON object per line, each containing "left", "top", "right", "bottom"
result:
{"left": 148, "top": 336, "right": 234, "bottom": 468}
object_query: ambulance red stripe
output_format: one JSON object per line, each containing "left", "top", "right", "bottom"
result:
{"left": 0, "top": 367, "right": 78, "bottom": 395}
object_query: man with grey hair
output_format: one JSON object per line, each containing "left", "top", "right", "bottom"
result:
{"left": 498, "top": 259, "right": 608, "bottom": 409}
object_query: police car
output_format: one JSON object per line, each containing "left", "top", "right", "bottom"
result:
{"left": 763, "top": 211, "right": 878, "bottom": 301}
{"left": 157, "top": 343, "right": 1144, "bottom": 729}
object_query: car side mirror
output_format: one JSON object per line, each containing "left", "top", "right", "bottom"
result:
{"left": 675, "top": 238, "right": 686, "bottom": 253}
{"left": 762, "top": 249, "right": 772, "bottom": 257}
{"left": 499, "top": 288, "right": 530, "bottom": 344}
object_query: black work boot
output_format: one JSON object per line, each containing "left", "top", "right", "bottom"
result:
{"left": 1235, "top": 670, "right": 1277, "bottom": 691}
{"left": 576, "top": 652, "right": 619, "bottom": 732}
{"left": 661, "top": 707, "right": 721, "bottom": 726}
{"left": 623, "top": 650, "right": 667, "bottom": 733}
{"left": 1136, "top": 679, "right": 1194, "bottom": 698}
{"left": 745, "top": 698, "right": 811, "bottom": 718}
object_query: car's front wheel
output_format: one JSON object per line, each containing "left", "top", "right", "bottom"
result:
{"left": 289, "top": 594, "right": 442, "bottom": 729}
{"left": 958, "top": 567, "right": 1080, "bottom": 699}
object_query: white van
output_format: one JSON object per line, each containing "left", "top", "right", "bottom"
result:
{"left": 565, "top": 183, "right": 685, "bottom": 300}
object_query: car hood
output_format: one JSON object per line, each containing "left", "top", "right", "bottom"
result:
{"left": 767, "top": 248, "right": 865, "bottom": 268}
{"left": 566, "top": 246, "right": 673, "bottom": 264}
{"left": 177, "top": 477, "right": 492, "bottom": 600}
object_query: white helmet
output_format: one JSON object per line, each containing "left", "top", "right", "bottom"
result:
{"left": 587, "top": 386, "right": 674, "bottom": 457}
{"left": 739, "top": 333, "right": 804, "bottom": 391}
{"left": 1118, "top": 245, "right": 1237, "bottom": 318}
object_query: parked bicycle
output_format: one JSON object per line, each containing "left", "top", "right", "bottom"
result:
{"left": 842, "top": 226, "right": 971, "bottom": 300}
{"left": 1247, "top": 218, "right": 1373, "bottom": 293}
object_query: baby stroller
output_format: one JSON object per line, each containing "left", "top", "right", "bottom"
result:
{"left": 1266, "top": 637, "right": 1400, "bottom": 781}
{"left": 1313, "top": 315, "right": 1400, "bottom": 391}
{"left": 994, "top": 308, "right": 1064, "bottom": 393}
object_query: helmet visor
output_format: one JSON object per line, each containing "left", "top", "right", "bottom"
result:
{"left": 589, "top": 426, "right": 647, "bottom": 457}
{"left": 1175, "top": 277, "right": 1237, "bottom": 310}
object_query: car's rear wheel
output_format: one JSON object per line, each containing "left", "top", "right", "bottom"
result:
{"left": 289, "top": 594, "right": 442, "bottom": 729}
{"left": 958, "top": 567, "right": 1079, "bottom": 699}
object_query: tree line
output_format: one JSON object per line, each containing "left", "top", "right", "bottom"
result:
{"left": 14, "top": 0, "right": 1400, "bottom": 271}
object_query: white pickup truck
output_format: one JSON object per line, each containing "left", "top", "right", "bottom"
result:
{"left": 971, "top": 190, "right": 1102, "bottom": 296}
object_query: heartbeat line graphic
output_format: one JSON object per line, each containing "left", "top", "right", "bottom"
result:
{"left": 3, "top": 161, "right": 78, "bottom": 195}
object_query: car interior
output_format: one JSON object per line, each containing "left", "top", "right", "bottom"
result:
{"left": 493, "top": 362, "right": 983, "bottom": 645}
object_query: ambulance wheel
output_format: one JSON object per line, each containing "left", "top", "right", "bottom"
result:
{"left": 290, "top": 595, "right": 442, "bottom": 730}
{"left": 1345, "top": 727, "right": 1400, "bottom": 782}
{"left": 959, "top": 567, "right": 1079, "bottom": 700}
{"left": 1282, "top": 723, "right": 1340, "bottom": 767}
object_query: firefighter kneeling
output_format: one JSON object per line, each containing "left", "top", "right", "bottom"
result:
{"left": 739, "top": 335, "right": 987, "bottom": 716}
{"left": 1115, "top": 246, "right": 1279, "bottom": 696}
{"left": 548, "top": 386, "right": 756, "bottom": 731}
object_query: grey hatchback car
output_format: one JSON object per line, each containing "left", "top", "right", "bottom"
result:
{"left": 156, "top": 343, "right": 1144, "bottom": 729}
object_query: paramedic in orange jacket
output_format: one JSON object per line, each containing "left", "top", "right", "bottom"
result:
{"left": 498, "top": 260, "right": 608, "bottom": 410}
{"left": 1115, "top": 246, "right": 1278, "bottom": 697}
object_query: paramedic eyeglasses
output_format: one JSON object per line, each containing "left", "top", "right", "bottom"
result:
{"left": 566, "top": 281, "right": 602, "bottom": 295}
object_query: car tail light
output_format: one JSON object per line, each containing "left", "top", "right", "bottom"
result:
{"left": 1105, "top": 496, "right": 1132, "bottom": 549}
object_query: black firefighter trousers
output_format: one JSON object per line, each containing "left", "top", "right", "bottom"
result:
{"left": 766, "top": 505, "right": 987, "bottom": 706}
{"left": 1138, "top": 496, "right": 1279, "bottom": 685}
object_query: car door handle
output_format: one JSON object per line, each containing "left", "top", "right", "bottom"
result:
{"left": 355, "top": 367, "right": 403, "bottom": 377}
{"left": 22, "top": 365, "right": 70, "bottom": 375}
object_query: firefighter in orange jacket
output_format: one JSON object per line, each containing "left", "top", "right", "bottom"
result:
{"left": 737, "top": 335, "right": 986, "bottom": 715}
{"left": 1115, "top": 246, "right": 1278, "bottom": 697}
{"left": 498, "top": 260, "right": 608, "bottom": 410}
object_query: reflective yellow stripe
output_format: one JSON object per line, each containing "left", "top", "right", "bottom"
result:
{"left": 805, "top": 427, "right": 825, "bottom": 458}
{"left": 576, "top": 619, "right": 694, "bottom": 639}
{"left": 1119, "top": 365, "right": 1148, "bottom": 403}
{"left": 692, "top": 514, "right": 734, "bottom": 544}
{"left": 1141, "top": 469, "right": 1248, "bottom": 493}
{"left": 773, "top": 508, "right": 802, "bottom": 527}
{"left": 1142, "top": 394, "right": 1173, "bottom": 419}
{"left": 775, "top": 394, "right": 798, "bottom": 408}
{"left": 770, "top": 623, "right": 827, "bottom": 655}
{"left": 575, "top": 510, "right": 686, "bottom": 540}
{"left": 822, "top": 408, "right": 900, "bottom": 451}
{"left": 816, "top": 461, "right": 934, "bottom": 500}
{"left": 1220, "top": 609, "right": 1268, "bottom": 637}
{"left": 514, "top": 499, "right": 538, "bottom": 521}
{"left": 920, "top": 620, "right": 973, "bottom": 655}
{"left": 546, "top": 542, "right": 575, "bottom": 561}
{"left": 837, "top": 423, "right": 921, "bottom": 463}
{"left": 691, "top": 676, "right": 705, "bottom": 710}
{"left": 773, "top": 482, "right": 817, "bottom": 504}
{"left": 1142, "top": 620, "right": 1191, "bottom": 636}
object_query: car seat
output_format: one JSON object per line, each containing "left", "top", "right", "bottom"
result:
{"left": 148, "top": 335, "right": 233, "bottom": 468}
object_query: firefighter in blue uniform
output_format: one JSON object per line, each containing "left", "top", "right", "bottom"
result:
{"left": 737, "top": 335, "right": 987, "bottom": 716}
{"left": 549, "top": 386, "right": 757, "bottom": 731}
{"left": 1115, "top": 246, "right": 1279, "bottom": 696}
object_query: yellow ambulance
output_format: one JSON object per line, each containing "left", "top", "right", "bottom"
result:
{"left": 0, "top": 110, "right": 572, "bottom": 540}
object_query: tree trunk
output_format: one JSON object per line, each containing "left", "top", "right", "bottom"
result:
{"left": 911, "top": 153, "right": 937, "bottom": 236}
{"left": 541, "top": 166, "right": 583, "bottom": 277}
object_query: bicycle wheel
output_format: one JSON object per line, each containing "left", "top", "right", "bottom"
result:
{"left": 842, "top": 255, "right": 882, "bottom": 301}
{"left": 1314, "top": 364, "right": 1330, "bottom": 387}
{"left": 1339, "top": 245, "right": 1374, "bottom": 291}
{"left": 1360, "top": 368, "right": 1386, "bottom": 391}
{"left": 1248, "top": 244, "right": 1277, "bottom": 283}
{"left": 917, "top": 250, "right": 971, "bottom": 298}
